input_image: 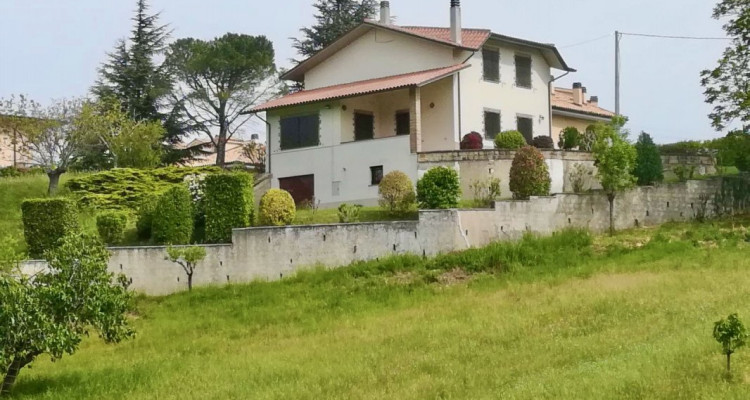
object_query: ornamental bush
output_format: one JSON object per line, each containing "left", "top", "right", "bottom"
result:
{"left": 151, "top": 185, "right": 194, "bottom": 245}
{"left": 559, "top": 127, "right": 581, "bottom": 150}
{"left": 509, "top": 146, "right": 551, "bottom": 200}
{"left": 337, "top": 203, "right": 362, "bottom": 223}
{"left": 96, "top": 211, "right": 128, "bottom": 245}
{"left": 378, "top": 171, "right": 416, "bottom": 214}
{"left": 21, "top": 198, "right": 80, "bottom": 258}
{"left": 494, "top": 130, "right": 527, "bottom": 150}
{"left": 460, "top": 132, "right": 484, "bottom": 150}
{"left": 416, "top": 167, "right": 461, "bottom": 209}
{"left": 532, "top": 135, "right": 554, "bottom": 149}
{"left": 259, "top": 189, "right": 296, "bottom": 226}
{"left": 203, "top": 173, "right": 254, "bottom": 243}
{"left": 633, "top": 132, "right": 664, "bottom": 186}
{"left": 135, "top": 195, "right": 159, "bottom": 240}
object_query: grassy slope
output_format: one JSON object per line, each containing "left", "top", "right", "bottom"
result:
{"left": 8, "top": 219, "right": 750, "bottom": 399}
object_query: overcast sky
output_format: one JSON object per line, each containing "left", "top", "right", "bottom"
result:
{"left": 0, "top": 0, "right": 731, "bottom": 143}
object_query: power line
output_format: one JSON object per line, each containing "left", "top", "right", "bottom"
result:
{"left": 620, "top": 32, "right": 730, "bottom": 40}
{"left": 560, "top": 33, "right": 613, "bottom": 49}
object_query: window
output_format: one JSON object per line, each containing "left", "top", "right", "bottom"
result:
{"left": 279, "top": 114, "right": 320, "bottom": 150}
{"left": 517, "top": 116, "right": 533, "bottom": 144}
{"left": 515, "top": 55, "right": 532, "bottom": 88}
{"left": 483, "top": 49, "right": 500, "bottom": 82}
{"left": 484, "top": 110, "right": 501, "bottom": 140}
{"left": 370, "top": 166, "right": 383, "bottom": 186}
{"left": 354, "top": 112, "right": 375, "bottom": 141}
{"left": 395, "top": 111, "right": 410, "bottom": 135}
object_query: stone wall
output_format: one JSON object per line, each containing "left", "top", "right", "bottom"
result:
{"left": 21, "top": 179, "right": 726, "bottom": 296}
{"left": 661, "top": 154, "right": 717, "bottom": 179}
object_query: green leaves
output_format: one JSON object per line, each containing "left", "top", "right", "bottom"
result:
{"left": 633, "top": 132, "right": 664, "bottom": 186}
{"left": 714, "top": 313, "right": 748, "bottom": 356}
{"left": 509, "top": 146, "right": 551, "bottom": 200}
{"left": 416, "top": 167, "right": 461, "bottom": 209}
{"left": 591, "top": 122, "right": 637, "bottom": 196}
{"left": 292, "top": 0, "right": 378, "bottom": 59}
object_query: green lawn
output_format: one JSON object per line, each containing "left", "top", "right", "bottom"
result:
{"left": 293, "top": 205, "right": 418, "bottom": 225}
{"left": 7, "top": 217, "right": 750, "bottom": 399}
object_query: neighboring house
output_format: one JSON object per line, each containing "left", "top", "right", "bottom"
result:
{"left": 551, "top": 83, "right": 614, "bottom": 146}
{"left": 178, "top": 138, "right": 265, "bottom": 168}
{"left": 0, "top": 127, "right": 34, "bottom": 168}
{"left": 251, "top": 0, "right": 575, "bottom": 206}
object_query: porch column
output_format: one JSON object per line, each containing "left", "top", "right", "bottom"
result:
{"left": 409, "top": 86, "right": 422, "bottom": 153}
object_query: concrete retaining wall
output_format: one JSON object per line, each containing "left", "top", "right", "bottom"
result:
{"left": 21, "top": 179, "right": 725, "bottom": 296}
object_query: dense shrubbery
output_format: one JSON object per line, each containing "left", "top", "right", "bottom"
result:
{"left": 96, "top": 211, "right": 128, "bottom": 245}
{"left": 337, "top": 203, "right": 362, "bottom": 223}
{"left": 378, "top": 171, "right": 416, "bottom": 214}
{"left": 494, "top": 130, "right": 527, "bottom": 150}
{"left": 21, "top": 198, "right": 80, "bottom": 258}
{"left": 135, "top": 195, "right": 159, "bottom": 240}
{"left": 259, "top": 189, "right": 296, "bottom": 226}
{"left": 151, "top": 185, "right": 194, "bottom": 244}
{"left": 634, "top": 132, "right": 664, "bottom": 186}
{"left": 64, "top": 166, "right": 222, "bottom": 210}
{"left": 579, "top": 126, "right": 599, "bottom": 152}
{"left": 0, "top": 166, "right": 45, "bottom": 178}
{"left": 417, "top": 167, "right": 461, "bottom": 209}
{"left": 203, "top": 173, "right": 254, "bottom": 243}
{"left": 532, "top": 135, "right": 554, "bottom": 149}
{"left": 509, "top": 146, "right": 551, "bottom": 200}
{"left": 558, "top": 127, "right": 581, "bottom": 150}
{"left": 460, "top": 132, "right": 484, "bottom": 150}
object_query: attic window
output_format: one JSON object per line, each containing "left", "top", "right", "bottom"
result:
{"left": 483, "top": 49, "right": 500, "bottom": 82}
{"left": 515, "top": 55, "right": 532, "bottom": 89}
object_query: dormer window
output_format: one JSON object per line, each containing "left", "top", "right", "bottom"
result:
{"left": 515, "top": 54, "right": 532, "bottom": 89}
{"left": 482, "top": 48, "right": 500, "bottom": 83}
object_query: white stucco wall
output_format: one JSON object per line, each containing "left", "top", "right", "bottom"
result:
{"left": 420, "top": 76, "right": 457, "bottom": 152}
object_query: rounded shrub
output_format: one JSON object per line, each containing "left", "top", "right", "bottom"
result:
{"left": 416, "top": 167, "right": 461, "bottom": 209}
{"left": 337, "top": 203, "right": 362, "bottom": 223}
{"left": 559, "top": 127, "right": 581, "bottom": 150}
{"left": 378, "top": 171, "right": 416, "bottom": 214}
{"left": 259, "top": 189, "right": 296, "bottom": 226}
{"left": 532, "top": 135, "right": 554, "bottom": 149}
{"left": 509, "top": 146, "right": 551, "bottom": 200}
{"left": 96, "top": 211, "right": 128, "bottom": 245}
{"left": 203, "top": 173, "right": 254, "bottom": 243}
{"left": 21, "top": 198, "right": 80, "bottom": 259}
{"left": 460, "top": 132, "right": 484, "bottom": 150}
{"left": 135, "top": 195, "right": 159, "bottom": 240}
{"left": 494, "top": 130, "right": 527, "bottom": 150}
{"left": 152, "top": 185, "right": 194, "bottom": 245}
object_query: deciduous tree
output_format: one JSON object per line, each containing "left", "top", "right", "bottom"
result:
{"left": 714, "top": 313, "right": 747, "bottom": 373}
{"left": 591, "top": 122, "right": 637, "bottom": 234}
{"left": 165, "top": 246, "right": 206, "bottom": 291}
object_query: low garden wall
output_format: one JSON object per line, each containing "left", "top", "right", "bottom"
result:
{"left": 21, "top": 179, "right": 726, "bottom": 296}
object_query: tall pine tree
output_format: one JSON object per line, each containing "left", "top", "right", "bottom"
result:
{"left": 293, "top": 0, "right": 378, "bottom": 60}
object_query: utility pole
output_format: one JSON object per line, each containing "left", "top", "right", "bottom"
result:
{"left": 615, "top": 30, "right": 621, "bottom": 117}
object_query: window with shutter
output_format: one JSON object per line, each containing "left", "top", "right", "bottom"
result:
{"left": 515, "top": 55, "right": 532, "bottom": 88}
{"left": 280, "top": 114, "right": 320, "bottom": 150}
{"left": 354, "top": 112, "right": 375, "bottom": 141}
{"left": 395, "top": 111, "right": 410, "bottom": 135}
{"left": 483, "top": 49, "right": 500, "bottom": 82}
{"left": 484, "top": 110, "right": 501, "bottom": 140}
{"left": 517, "top": 116, "right": 533, "bottom": 144}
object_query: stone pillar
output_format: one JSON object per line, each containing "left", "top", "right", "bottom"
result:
{"left": 409, "top": 86, "right": 422, "bottom": 153}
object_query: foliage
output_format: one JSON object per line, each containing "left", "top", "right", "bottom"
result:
{"left": 135, "top": 194, "right": 159, "bottom": 240}
{"left": 673, "top": 165, "right": 697, "bottom": 182}
{"left": 21, "top": 198, "right": 80, "bottom": 259}
{"left": 151, "top": 185, "right": 194, "bottom": 245}
{"left": 494, "top": 130, "right": 527, "bottom": 150}
{"left": 633, "top": 132, "right": 664, "bottom": 186}
{"left": 0, "top": 235, "right": 23, "bottom": 273}
{"left": 701, "top": 0, "right": 750, "bottom": 131}
{"left": 579, "top": 125, "right": 599, "bottom": 152}
{"left": 460, "top": 132, "right": 484, "bottom": 150}
{"left": 292, "top": 0, "right": 378, "bottom": 61}
{"left": 0, "top": 95, "right": 40, "bottom": 169}
{"left": 658, "top": 140, "right": 712, "bottom": 155}
{"left": 96, "top": 211, "right": 129, "bottom": 245}
{"left": 165, "top": 246, "right": 207, "bottom": 291}
{"left": 165, "top": 33, "right": 280, "bottom": 165}
{"left": 716, "top": 131, "right": 750, "bottom": 172}
{"left": 713, "top": 174, "right": 750, "bottom": 217}
{"left": 416, "top": 167, "right": 461, "bottom": 209}
{"left": 509, "top": 146, "right": 551, "bottom": 200}
{"left": 0, "top": 233, "right": 133, "bottom": 394}
{"left": 337, "top": 203, "right": 362, "bottom": 223}
{"left": 558, "top": 127, "right": 581, "bottom": 150}
{"left": 568, "top": 163, "right": 595, "bottom": 193}
{"left": 469, "top": 177, "right": 502, "bottom": 208}
{"left": 241, "top": 140, "right": 267, "bottom": 172}
{"left": 203, "top": 173, "right": 254, "bottom": 243}
{"left": 531, "top": 135, "right": 554, "bottom": 149}
{"left": 0, "top": 166, "right": 45, "bottom": 178}
{"left": 378, "top": 171, "right": 416, "bottom": 215}
{"left": 713, "top": 313, "right": 747, "bottom": 372}
{"left": 591, "top": 121, "right": 637, "bottom": 233}
{"left": 259, "top": 189, "right": 296, "bottom": 226}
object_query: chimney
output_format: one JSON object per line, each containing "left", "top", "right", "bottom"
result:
{"left": 590, "top": 96, "right": 599, "bottom": 106}
{"left": 251, "top": 134, "right": 259, "bottom": 141}
{"left": 582, "top": 86, "right": 588, "bottom": 104}
{"left": 379, "top": 1, "right": 391, "bottom": 25}
{"left": 450, "top": 0, "right": 462, "bottom": 45}
{"left": 572, "top": 82, "right": 584, "bottom": 105}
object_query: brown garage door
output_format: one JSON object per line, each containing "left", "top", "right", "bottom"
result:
{"left": 278, "top": 175, "right": 315, "bottom": 206}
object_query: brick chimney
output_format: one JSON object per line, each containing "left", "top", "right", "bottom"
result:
{"left": 572, "top": 82, "right": 584, "bottom": 106}
{"left": 450, "top": 0, "right": 462, "bottom": 45}
{"left": 590, "top": 96, "right": 599, "bottom": 106}
{"left": 379, "top": 1, "right": 391, "bottom": 25}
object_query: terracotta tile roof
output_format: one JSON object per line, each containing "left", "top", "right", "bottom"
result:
{"left": 253, "top": 64, "right": 469, "bottom": 112}
{"left": 366, "top": 21, "right": 491, "bottom": 50}
{"left": 551, "top": 88, "right": 615, "bottom": 119}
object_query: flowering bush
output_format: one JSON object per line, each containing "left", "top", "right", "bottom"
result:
{"left": 460, "top": 132, "right": 484, "bottom": 150}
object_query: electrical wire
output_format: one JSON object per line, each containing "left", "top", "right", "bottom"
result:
{"left": 560, "top": 33, "right": 613, "bottom": 49}
{"left": 620, "top": 32, "right": 730, "bottom": 40}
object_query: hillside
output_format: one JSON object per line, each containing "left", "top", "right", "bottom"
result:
{"left": 7, "top": 218, "right": 750, "bottom": 399}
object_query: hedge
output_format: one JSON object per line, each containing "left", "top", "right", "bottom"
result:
{"left": 151, "top": 185, "right": 194, "bottom": 245}
{"left": 494, "top": 130, "right": 527, "bottom": 150}
{"left": 21, "top": 198, "right": 80, "bottom": 258}
{"left": 135, "top": 195, "right": 159, "bottom": 240}
{"left": 203, "top": 173, "right": 254, "bottom": 243}
{"left": 96, "top": 211, "right": 128, "bottom": 245}
{"left": 416, "top": 167, "right": 461, "bottom": 209}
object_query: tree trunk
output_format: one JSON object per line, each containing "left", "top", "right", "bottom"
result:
{"left": 12, "top": 128, "right": 17, "bottom": 168}
{"left": 1, "top": 357, "right": 30, "bottom": 395}
{"left": 727, "top": 353, "right": 731, "bottom": 373}
{"left": 47, "top": 169, "right": 64, "bottom": 195}
{"left": 215, "top": 138, "right": 226, "bottom": 166}
{"left": 187, "top": 273, "right": 193, "bottom": 292}
{"left": 608, "top": 193, "right": 616, "bottom": 235}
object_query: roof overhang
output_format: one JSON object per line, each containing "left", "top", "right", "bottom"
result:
{"left": 489, "top": 33, "right": 575, "bottom": 72}
{"left": 551, "top": 107, "right": 613, "bottom": 121}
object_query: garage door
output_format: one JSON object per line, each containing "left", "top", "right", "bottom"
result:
{"left": 278, "top": 175, "right": 315, "bottom": 205}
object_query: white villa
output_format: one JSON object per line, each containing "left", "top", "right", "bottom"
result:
{"left": 252, "top": 0, "right": 577, "bottom": 206}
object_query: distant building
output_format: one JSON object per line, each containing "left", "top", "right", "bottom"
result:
{"left": 0, "top": 127, "right": 34, "bottom": 168}
{"left": 177, "top": 138, "right": 265, "bottom": 168}
{"left": 551, "top": 83, "right": 615, "bottom": 146}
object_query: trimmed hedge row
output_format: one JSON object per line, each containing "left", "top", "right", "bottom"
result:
{"left": 152, "top": 185, "right": 194, "bottom": 245}
{"left": 21, "top": 198, "right": 80, "bottom": 258}
{"left": 204, "top": 173, "right": 254, "bottom": 243}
